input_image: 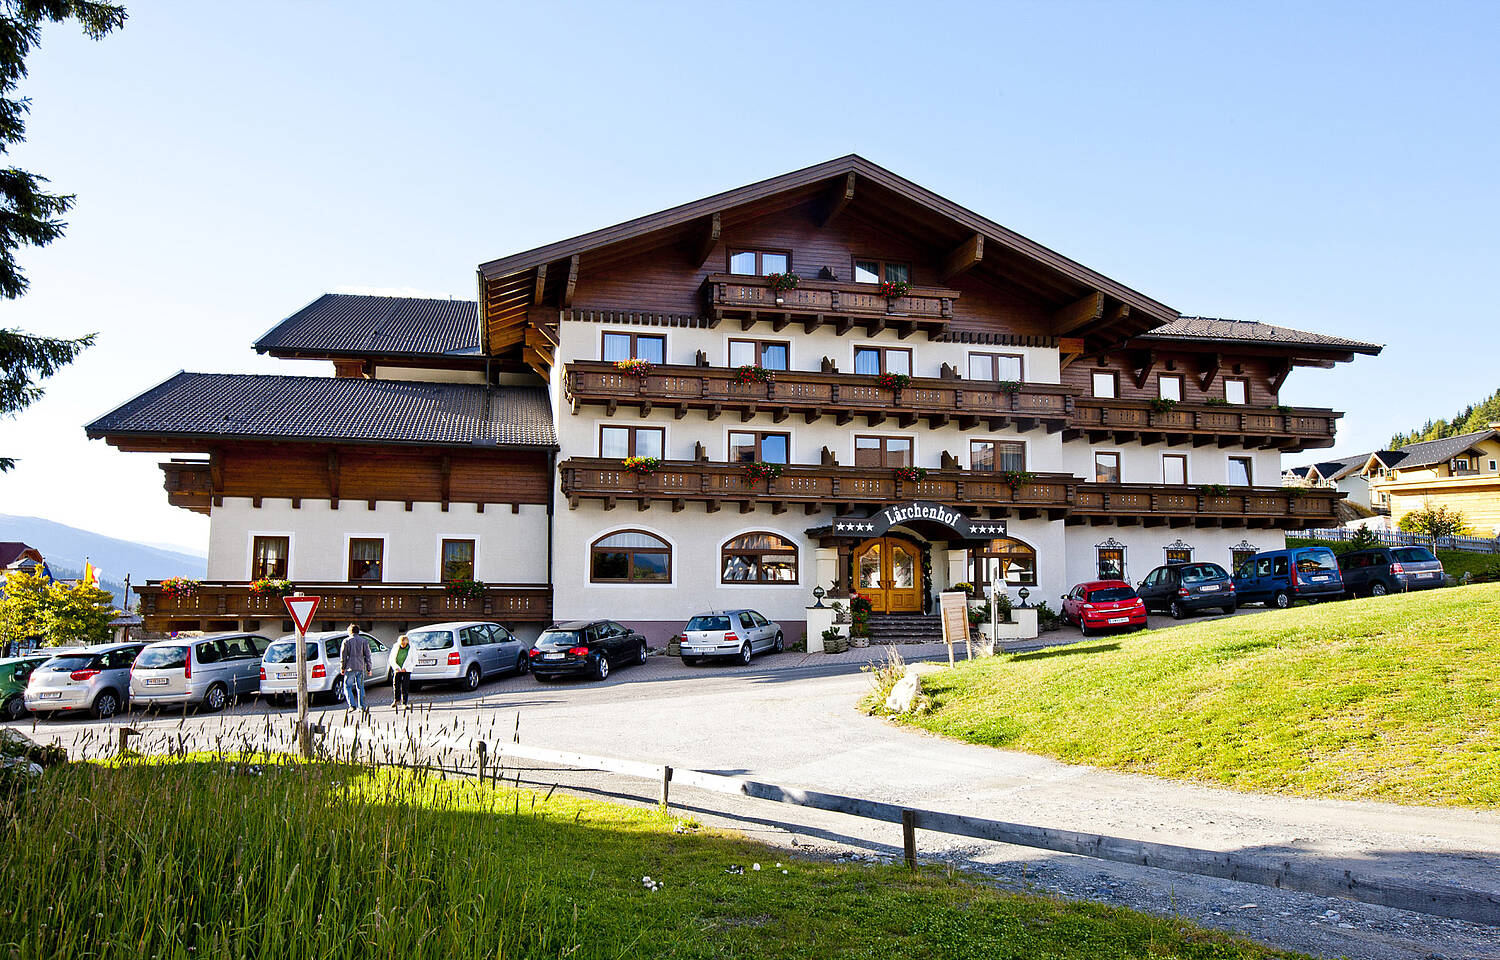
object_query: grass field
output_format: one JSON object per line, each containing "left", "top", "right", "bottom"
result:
{"left": 880, "top": 583, "right": 1500, "bottom": 808}
{"left": 0, "top": 757, "right": 1305, "bottom": 960}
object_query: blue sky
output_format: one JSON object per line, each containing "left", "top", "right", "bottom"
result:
{"left": 2, "top": 0, "right": 1496, "bottom": 555}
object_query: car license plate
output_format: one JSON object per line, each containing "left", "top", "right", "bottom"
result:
{"left": 1200, "top": 585, "right": 1220, "bottom": 592}
{"left": 417, "top": 657, "right": 436, "bottom": 666}
{"left": 1419, "top": 572, "right": 1436, "bottom": 578}
{"left": 38, "top": 691, "right": 60, "bottom": 700}
{"left": 1311, "top": 575, "right": 1330, "bottom": 582}
{"left": 278, "top": 670, "right": 294, "bottom": 679}
{"left": 1108, "top": 617, "right": 1129, "bottom": 624}
{"left": 544, "top": 653, "right": 565, "bottom": 660}
{"left": 145, "top": 677, "right": 168, "bottom": 686}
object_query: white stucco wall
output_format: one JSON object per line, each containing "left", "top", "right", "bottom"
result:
{"left": 1060, "top": 526, "right": 1285, "bottom": 598}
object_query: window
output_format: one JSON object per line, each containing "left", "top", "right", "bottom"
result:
{"left": 1451, "top": 458, "right": 1471, "bottom": 472}
{"left": 853, "top": 345, "right": 912, "bottom": 377}
{"left": 348, "top": 538, "right": 384, "bottom": 582}
{"left": 968, "top": 353, "right": 1024, "bottom": 382}
{"left": 1158, "top": 374, "right": 1183, "bottom": 402}
{"left": 1162, "top": 454, "right": 1188, "bottom": 485}
{"left": 441, "top": 539, "right": 475, "bottom": 581}
{"left": 1091, "top": 371, "right": 1118, "bottom": 399}
{"left": 1094, "top": 452, "right": 1121, "bottom": 484}
{"left": 1230, "top": 545, "right": 1257, "bottom": 571}
{"left": 1165, "top": 544, "right": 1193, "bottom": 565}
{"left": 1228, "top": 457, "right": 1253, "bottom": 486}
{"left": 728, "top": 339, "right": 789, "bottom": 370}
{"left": 853, "top": 258, "right": 911, "bottom": 285}
{"left": 1096, "top": 544, "right": 1126, "bottom": 581}
{"left": 854, "top": 436, "right": 913, "bottom": 468}
{"left": 251, "top": 536, "right": 289, "bottom": 580}
{"left": 590, "top": 530, "right": 671, "bottom": 583}
{"left": 728, "top": 431, "right": 789, "bottom": 464}
{"left": 1224, "top": 378, "right": 1248, "bottom": 405}
{"left": 601, "top": 332, "right": 665, "bottom": 364}
{"left": 970, "top": 440, "right": 1026, "bottom": 472}
{"left": 970, "top": 537, "right": 1037, "bottom": 588}
{"left": 728, "top": 249, "right": 790, "bottom": 276}
{"left": 1490, "top": 459, "right": 1498, "bottom": 472}
{"left": 721, "top": 533, "right": 798, "bottom": 583}
{"left": 600, "top": 425, "right": 665, "bottom": 459}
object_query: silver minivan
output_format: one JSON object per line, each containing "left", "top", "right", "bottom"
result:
{"left": 680, "top": 610, "right": 783, "bottom": 665}
{"left": 129, "top": 633, "right": 268, "bottom": 711}
{"left": 405, "top": 621, "right": 529, "bottom": 690}
{"left": 25, "top": 642, "right": 146, "bottom": 719}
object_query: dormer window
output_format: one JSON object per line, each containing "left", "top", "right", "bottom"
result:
{"left": 853, "top": 258, "right": 910, "bottom": 285}
{"left": 728, "top": 249, "right": 789, "bottom": 276}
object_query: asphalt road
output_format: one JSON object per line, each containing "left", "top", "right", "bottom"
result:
{"left": 16, "top": 612, "right": 1500, "bottom": 960}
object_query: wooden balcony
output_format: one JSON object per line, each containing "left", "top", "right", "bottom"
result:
{"left": 134, "top": 581, "right": 553, "bottom": 631}
{"left": 161, "top": 459, "right": 213, "bottom": 514}
{"left": 564, "top": 361, "right": 1073, "bottom": 430}
{"left": 1066, "top": 400, "right": 1341, "bottom": 452}
{"left": 703, "top": 273, "right": 959, "bottom": 338}
{"left": 1067, "top": 483, "right": 1342, "bottom": 529}
{"left": 559, "top": 458, "right": 1076, "bottom": 518}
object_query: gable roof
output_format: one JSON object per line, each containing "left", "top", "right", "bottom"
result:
{"left": 0, "top": 543, "right": 43, "bottom": 569}
{"left": 1138, "top": 317, "right": 1382, "bottom": 356}
{"left": 86, "top": 373, "right": 555, "bottom": 450}
{"left": 255, "top": 293, "right": 480, "bottom": 360}
{"left": 1388, "top": 429, "right": 1499, "bottom": 469}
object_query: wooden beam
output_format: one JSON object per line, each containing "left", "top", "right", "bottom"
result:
{"left": 692, "top": 212, "right": 720, "bottom": 266}
{"left": 532, "top": 263, "right": 547, "bottom": 304}
{"left": 1269, "top": 360, "right": 1292, "bottom": 394}
{"left": 325, "top": 451, "right": 339, "bottom": 507}
{"left": 941, "top": 233, "right": 984, "bottom": 282}
{"left": 561, "top": 254, "right": 579, "bottom": 308}
{"left": 439, "top": 453, "right": 452, "bottom": 509}
{"left": 1199, "top": 352, "right": 1222, "bottom": 391}
{"left": 1052, "top": 291, "right": 1104, "bottom": 334}
{"left": 819, "top": 171, "right": 856, "bottom": 227}
{"left": 1132, "top": 349, "right": 1157, "bottom": 390}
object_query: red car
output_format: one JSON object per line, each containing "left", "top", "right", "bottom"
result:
{"left": 1061, "top": 580, "right": 1148, "bottom": 636}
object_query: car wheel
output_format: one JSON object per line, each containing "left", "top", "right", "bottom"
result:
{"left": 1169, "top": 600, "right": 1187, "bottom": 620}
{"left": 594, "top": 656, "right": 610, "bottom": 681}
{"left": 1222, "top": 604, "right": 1237, "bottom": 616}
{"left": 203, "top": 683, "right": 228, "bottom": 712}
{"left": 1079, "top": 620, "right": 1091, "bottom": 637}
{"left": 3, "top": 695, "right": 24, "bottom": 721}
{"left": 514, "top": 652, "right": 530, "bottom": 676}
{"left": 92, "top": 689, "right": 120, "bottom": 720}
{"left": 1273, "top": 590, "right": 1291, "bottom": 609}
{"left": 738, "top": 643, "right": 752, "bottom": 665}
{"left": 773, "top": 632, "right": 784, "bottom": 653}
{"left": 464, "top": 664, "right": 482, "bottom": 691}
{"left": 1370, "top": 581, "right": 1388, "bottom": 597}
{"left": 636, "top": 643, "right": 648, "bottom": 666}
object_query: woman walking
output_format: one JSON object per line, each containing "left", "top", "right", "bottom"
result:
{"left": 391, "top": 633, "right": 413, "bottom": 710}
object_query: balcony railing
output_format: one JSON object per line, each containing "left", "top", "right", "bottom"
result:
{"left": 564, "top": 361, "right": 1073, "bottom": 430}
{"left": 1069, "top": 483, "right": 1342, "bottom": 528}
{"left": 1067, "top": 400, "right": 1341, "bottom": 452}
{"left": 559, "top": 458, "right": 1077, "bottom": 518}
{"left": 703, "top": 273, "right": 959, "bottom": 337}
{"left": 134, "top": 581, "right": 553, "bottom": 629}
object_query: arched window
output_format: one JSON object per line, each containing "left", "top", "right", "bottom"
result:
{"left": 590, "top": 530, "right": 671, "bottom": 583}
{"left": 969, "top": 536, "right": 1037, "bottom": 588}
{"left": 721, "top": 532, "right": 798, "bottom": 584}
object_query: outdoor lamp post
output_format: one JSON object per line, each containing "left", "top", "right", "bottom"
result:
{"left": 1018, "top": 587, "right": 1030, "bottom": 608}
{"left": 812, "top": 585, "right": 826, "bottom": 608}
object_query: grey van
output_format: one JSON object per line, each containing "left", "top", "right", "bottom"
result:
{"left": 405, "top": 621, "right": 528, "bottom": 690}
{"left": 130, "top": 634, "right": 269, "bottom": 711}
{"left": 25, "top": 643, "right": 146, "bottom": 719}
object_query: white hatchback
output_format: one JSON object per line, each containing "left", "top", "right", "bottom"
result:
{"left": 258, "top": 631, "right": 391, "bottom": 704}
{"left": 404, "top": 621, "right": 529, "bottom": 691}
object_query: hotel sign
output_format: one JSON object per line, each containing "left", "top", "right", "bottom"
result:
{"left": 832, "top": 501, "right": 1006, "bottom": 539}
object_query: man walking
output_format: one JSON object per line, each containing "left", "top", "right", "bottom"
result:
{"left": 339, "top": 624, "right": 372, "bottom": 714}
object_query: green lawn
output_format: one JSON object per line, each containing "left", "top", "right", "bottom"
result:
{"left": 884, "top": 583, "right": 1500, "bottom": 808}
{"left": 0, "top": 756, "right": 1305, "bottom": 960}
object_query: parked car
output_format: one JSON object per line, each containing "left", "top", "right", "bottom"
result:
{"left": 1338, "top": 546, "right": 1447, "bottom": 597}
{"left": 680, "top": 610, "right": 784, "bottom": 665}
{"left": 404, "top": 621, "right": 530, "bottom": 690}
{"left": 1137, "top": 562, "right": 1237, "bottom": 619}
{"left": 529, "top": 620, "right": 647, "bottom": 682}
{"left": 1060, "top": 581, "right": 1148, "bottom": 636}
{"left": 129, "top": 633, "right": 269, "bottom": 711}
{"left": 24, "top": 642, "right": 146, "bottom": 719}
{"left": 1232, "top": 546, "right": 1344, "bottom": 609}
{"left": 0, "top": 653, "right": 58, "bottom": 720}
{"left": 258, "top": 631, "right": 391, "bottom": 704}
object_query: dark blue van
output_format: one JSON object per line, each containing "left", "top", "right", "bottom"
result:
{"left": 1232, "top": 546, "right": 1344, "bottom": 609}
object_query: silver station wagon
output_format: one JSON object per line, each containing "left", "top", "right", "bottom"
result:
{"left": 258, "top": 631, "right": 391, "bottom": 704}
{"left": 129, "top": 633, "right": 269, "bottom": 711}
{"left": 404, "top": 621, "right": 529, "bottom": 690}
{"left": 680, "top": 610, "right": 784, "bottom": 665}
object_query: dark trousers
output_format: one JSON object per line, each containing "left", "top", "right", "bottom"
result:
{"left": 393, "top": 671, "right": 411, "bottom": 704}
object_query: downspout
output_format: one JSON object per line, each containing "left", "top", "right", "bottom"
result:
{"left": 547, "top": 447, "right": 556, "bottom": 620}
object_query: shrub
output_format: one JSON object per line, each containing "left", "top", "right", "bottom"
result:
{"left": 1398, "top": 502, "right": 1472, "bottom": 537}
{"left": 1031, "top": 600, "right": 1063, "bottom": 631}
{"left": 1349, "top": 526, "right": 1381, "bottom": 550}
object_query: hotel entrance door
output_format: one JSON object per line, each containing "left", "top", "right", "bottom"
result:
{"left": 853, "top": 538, "right": 922, "bottom": 613}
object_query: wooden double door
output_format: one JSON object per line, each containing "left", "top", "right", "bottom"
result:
{"left": 854, "top": 537, "right": 922, "bottom": 613}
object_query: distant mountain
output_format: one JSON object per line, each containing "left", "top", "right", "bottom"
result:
{"left": 0, "top": 515, "right": 206, "bottom": 607}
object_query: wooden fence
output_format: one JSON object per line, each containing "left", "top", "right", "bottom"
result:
{"left": 1301, "top": 527, "right": 1500, "bottom": 554}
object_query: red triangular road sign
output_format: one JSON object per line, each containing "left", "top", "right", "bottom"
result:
{"left": 283, "top": 595, "right": 321, "bottom": 635}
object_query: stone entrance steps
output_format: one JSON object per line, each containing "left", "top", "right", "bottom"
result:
{"left": 866, "top": 614, "right": 946, "bottom": 644}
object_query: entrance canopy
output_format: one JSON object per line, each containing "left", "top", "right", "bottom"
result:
{"left": 824, "top": 501, "right": 1007, "bottom": 541}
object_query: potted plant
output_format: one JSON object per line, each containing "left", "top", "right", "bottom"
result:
{"left": 999, "top": 469, "right": 1035, "bottom": 489}
{"left": 876, "top": 371, "right": 911, "bottom": 391}
{"left": 1199, "top": 483, "right": 1231, "bottom": 496}
{"left": 160, "top": 577, "right": 200, "bottom": 600}
{"left": 248, "top": 578, "right": 294, "bottom": 597}
{"left": 742, "top": 461, "right": 784, "bottom": 482}
{"left": 995, "top": 380, "right": 1023, "bottom": 396}
{"left": 444, "top": 578, "right": 487, "bottom": 600}
{"left": 1150, "top": 397, "right": 1178, "bottom": 414}
{"left": 735, "top": 364, "right": 775, "bottom": 385}
{"left": 613, "top": 358, "right": 655, "bottom": 378}
{"left": 849, "top": 592, "right": 873, "bottom": 638}
{"left": 894, "top": 466, "right": 927, "bottom": 483}
{"left": 877, "top": 279, "right": 912, "bottom": 302}
{"left": 767, "top": 271, "right": 800, "bottom": 304}
{"left": 1205, "top": 397, "right": 1230, "bottom": 406}
{"left": 623, "top": 456, "right": 662, "bottom": 475}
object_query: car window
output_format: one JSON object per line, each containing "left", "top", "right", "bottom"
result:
{"left": 489, "top": 624, "right": 513, "bottom": 643}
{"left": 750, "top": 612, "right": 768, "bottom": 627}
{"left": 1255, "top": 558, "right": 1273, "bottom": 577}
{"left": 739, "top": 612, "right": 755, "bottom": 629}
{"left": 409, "top": 630, "right": 454, "bottom": 651}
{"left": 247, "top": 636, "right": 266, "bottom": 656}
{"left": 1295, "top": 548, "right": 1338, "bottom": 572}
{"left": 607, "top": 621, "right": 626, "bottom": 637}
{"left": 1273, "top": 557, "right": 1288, "bottom": 576}
{"left": 220, "top": 637, "right": 254, "bottom": 660}
{"left": 1087, "top": 587, "right": 1137, "bottom": 602}
{"left": 687, "top": 615, "right": 731, "bottom": 631}
{"left": 196, "top": 641, "right": 223, "bottom": 664}
{"left": 366, "top": 635, "right": 385, "bottom": 653}
{"left": 1180, "top": 564, "right": 1227, "bottom": 584}
{"left": 1392, "top": 547, "right": 1436, "bottom": 563}
{"left": 325, "top": 640, "right": 342, "bottom": 660}
{"left": 460, "top": 628, "right": 476, "bottom": 648}
{"left": 135, "top": 646, "right": 188, "bottom": 670}
{"left": 1235, "top": 562, "right": 1253, "bottom": 579}
{"left": 1142, "top": 570, "right": 1157, "bottom": 588}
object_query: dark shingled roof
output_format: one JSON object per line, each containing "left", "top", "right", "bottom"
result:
{"left": 255, "top": 294, "right": 480, "bottom": 358}
{"left": 1387, "top": 429, "right": 1498, "bottom": 469}
{"left": 86, "top": 373, "right": 555, "bottom": 449}
{"left": 1140, "top": 316, "right": 1382, "bottom": 354}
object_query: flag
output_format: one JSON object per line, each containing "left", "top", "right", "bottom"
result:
{"left": 84, "top": 561, "right": 100, "bottom": 588}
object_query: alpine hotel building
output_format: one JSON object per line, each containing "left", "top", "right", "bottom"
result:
{"left": 87, "top": 157, "right": 1380, "bottom": 643}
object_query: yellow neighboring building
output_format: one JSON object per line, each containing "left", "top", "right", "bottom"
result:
{"left": 1362, "top": 428, "right": 1500, "bottom": 535}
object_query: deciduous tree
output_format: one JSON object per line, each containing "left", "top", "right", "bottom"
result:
{"left": 1397, "top": 502, "right": 1472, "bottom": 538}
{"left": 40, "top": 577, "right": 114, "bottom": 645}
{"left": 0, "top": 567, "right": 48, "bottom": 644}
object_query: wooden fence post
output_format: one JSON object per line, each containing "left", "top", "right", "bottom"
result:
{"left": 477, "top": 741, "right": 488, "bottom": 784}
{"left": 660, "top": 765, "right": 673, "bottom": 810}
{"left": 902, "top": 809, "right": 917, "bottom": 869}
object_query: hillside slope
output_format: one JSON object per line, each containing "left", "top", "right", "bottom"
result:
{"left": 0, "top": 515, "right": 205, "bottom": 606}
{"left": 894, "top": 585, "right": 1500, "bottom": 808}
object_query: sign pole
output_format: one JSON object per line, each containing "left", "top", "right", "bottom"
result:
{"left": 283, "top": 593, "right": 321, "bottom": 759}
